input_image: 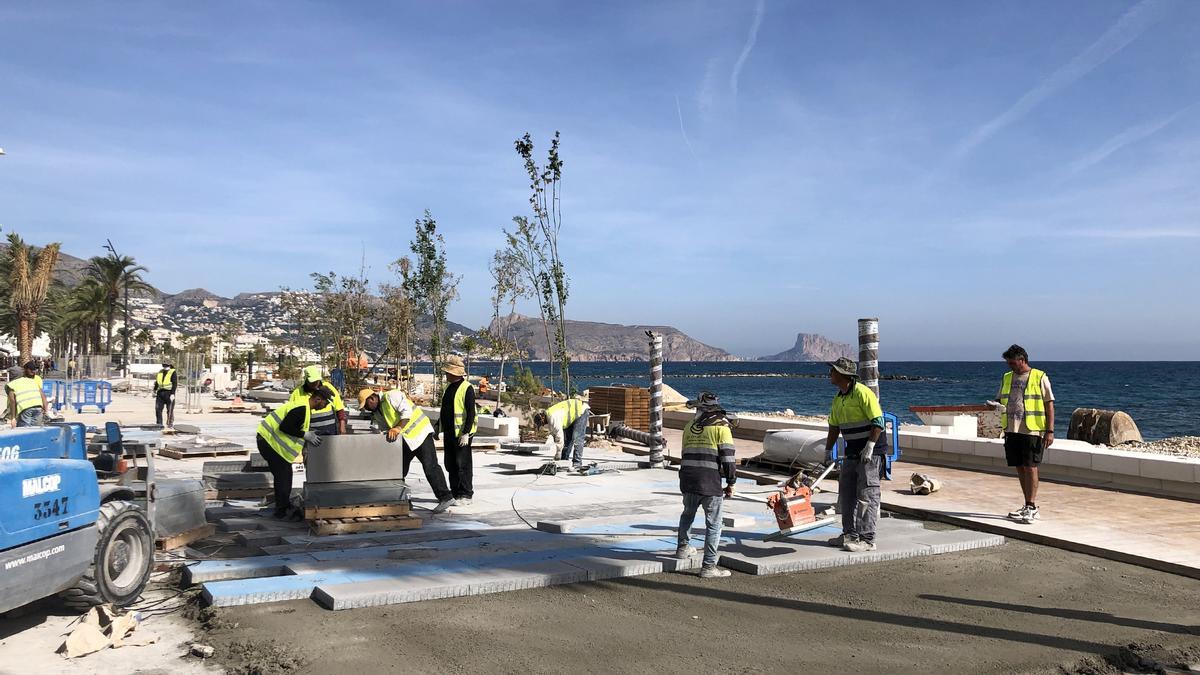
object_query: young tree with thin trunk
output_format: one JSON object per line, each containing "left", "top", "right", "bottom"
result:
{"left": 502, "top": 216, "right": 555, "bottom": 375}
{"left": 514, "top": 131, "right": 571, "bottom": 393}
{"left": 409, "top": 210, "right": 460, "bottom": 395}
{"left": 380, "top": 257, "right": 417, "bottom": 388}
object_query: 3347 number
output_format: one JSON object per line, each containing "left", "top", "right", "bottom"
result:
{"left": 33, "top": 497, "right": 69, "bottom": 520}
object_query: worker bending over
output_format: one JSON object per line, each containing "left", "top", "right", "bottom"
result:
{"left": 288, "top": 365, "right": 346, "bottom": 435}
{"left": 257, "top": 390, "right": 329, "bottom": 520}
{"left": 7, "top": 363, "right": 48, "bottom": 428}
{"left": 824, "top": 357, "right": 887, "bottom": 552}
{"left": 533, "top": 398, "right": 591, "bottom": 470}
{"left": 154, "top": 361, "right": 177, "bottom": 427}
{"left": 359, "top": 388, "right": 454, "bottom": 514}
{"left": 439, "top": 356, "right": 475, "bottom": 506}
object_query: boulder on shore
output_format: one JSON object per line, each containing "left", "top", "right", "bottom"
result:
{"left": 1068, "top": 408, "right": 1143, "bottom": 445}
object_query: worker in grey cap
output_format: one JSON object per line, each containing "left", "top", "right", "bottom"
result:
{"left": 675, "top": 391, "right": 738, "bottom": 578}
{"left": 824, "top": 357, "right": 887, "bottom": 552}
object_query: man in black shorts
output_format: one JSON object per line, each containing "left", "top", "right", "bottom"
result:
{"left": 990, "top": 345, "right": 1054, "bottom": 524}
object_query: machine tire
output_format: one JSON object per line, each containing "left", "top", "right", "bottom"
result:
{"left": 60, "top": 501, "right": 153, "bottom": 611}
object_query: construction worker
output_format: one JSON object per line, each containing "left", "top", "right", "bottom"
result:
{"left": 533, "top": 398, "right": 591, "bottom": 470}
{"left": 154, "top": 360, "right": 177, "bottom": 427}
{"left": 7, "top": 364, "right": 47, "bottom": 427}
{"left": 824, "top": 357, "right": 887, "bottom": 553}
{"left": 359, "top": 388, "right": 454, "bottom": 513}
{"left": 439, "top": 355, "right": 475, "bottom": 506}
{"left": 675, "top": 391, "right": 737, "bottom": 578}
{"left": 991, "top": 344, "right": 1054, "bottom": 525}
{"left": 288, "top": 365, "right": 347, "bottom": 435}
{"left": 257, "top": 390, "right": 329, "bottom": 520}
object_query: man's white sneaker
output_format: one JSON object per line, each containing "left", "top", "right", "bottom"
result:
{"left": 674, "top": 544, "right": 698, "bottom": 559}
{"left": 1007, "top": 505, "right": 1030, "bottom": 520}
{"left": 699, "top": 566, "right": 731, "bottom": 578}
{"left": 432, "top": 498, "right": 454, "bottom": 514}
{"left": 455, "top": 498, "right": 472, "bottom": 507}
{"left": 1020, "top": 506, "right": 1040, "bottom": 524}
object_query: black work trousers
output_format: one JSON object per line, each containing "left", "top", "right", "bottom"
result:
{"left": 402, "top": 436, "right": 452, "bottom": 502}
{"left": 154, "top": 390, "right": 175, "bottom": 426}
{"left": 442, "top": 434, "right": 473, "bottom": 499}
{"left": 257, "top": 437, "right": 293, "bottom": 516}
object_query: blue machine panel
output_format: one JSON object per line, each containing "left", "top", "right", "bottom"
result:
{"left": 0, "top": 426, "right": 100, "bottom": 551}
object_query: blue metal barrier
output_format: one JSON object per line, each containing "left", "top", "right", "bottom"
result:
{"left": 69, "top": 380, "right": 112, "bottom": 414}
{"left": 42, "top": 379, "right": 68, "bottom": 413}
{"left": 828, "top": 411, "right": 902, "bottom": 480}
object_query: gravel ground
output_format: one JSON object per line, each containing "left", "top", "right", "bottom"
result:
{"left": 1119, "top": 436, "right": 1200, "bottom": 458}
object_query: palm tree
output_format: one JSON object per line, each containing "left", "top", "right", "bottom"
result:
{"left": 86, "top": 252, "right": 151, "bottom": 354}
{"left": 61, "top": 281, "right": 109, "bottom": 356}
{"left": 2, "top": 233, "right": 61, "bottom": 362}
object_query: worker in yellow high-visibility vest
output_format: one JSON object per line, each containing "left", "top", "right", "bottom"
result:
{"left": 989, "top": 344, "right": 1055, "bottom": 525}
{"left": 359, "top": 388, "right": 454, "bottom": 514}
{"left": 7, "top": 364, "right": 48, "bottom": 428}
{"left": 438, "top": 356, "right": 476, "bottom": 506}
{"left": 154, "top": 361, "right": 177, "bottom": 427}
{"left": 288, "top": 365, "right": 346, "bottom": 435}
{"left": 533, "top": 398, "right": 591, "bottom": 470}
{"left": 256, "top": 389, "right": 330, "bottom": 520}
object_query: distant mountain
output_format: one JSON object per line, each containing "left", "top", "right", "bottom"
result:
{"left": 759, "top": 333, "right": 854, "bottom": 362}
{"left": 492, "top": 314, "right": 738, "bottom": 362}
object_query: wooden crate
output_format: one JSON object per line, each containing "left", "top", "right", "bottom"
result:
{"left": 588, "top": 386, "right": 651, "bottom": 432}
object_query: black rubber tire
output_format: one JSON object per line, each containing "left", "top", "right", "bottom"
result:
{"left": 60, "top": 501, "right": 153, "bottom": 611}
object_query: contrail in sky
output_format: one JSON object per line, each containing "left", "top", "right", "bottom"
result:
{"left": 1066, "top": 103, "right": 1195, "bottom": 174}
{"left": 730, "top": 0, "right": 765, "bottom": 98}
{"left": 952, "top": 0, "right": 1174, "bottom": 161}
{"left": 675, "top": 94, "right": 699, "bottom": 162}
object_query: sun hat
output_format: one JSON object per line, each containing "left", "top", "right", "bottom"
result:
{"left": 828, "top": 357, "right": 857, "bottom": 377}
{"left": 442, "top": 355, "right": 466, "bottom": 377}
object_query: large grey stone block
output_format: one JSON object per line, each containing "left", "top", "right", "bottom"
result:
{"left": 304, "top": 433, "right": 406, "bottom": 483}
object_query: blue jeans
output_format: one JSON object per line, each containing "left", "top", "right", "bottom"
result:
{"left": 678, "top": 492, "right": 724, "bottom": 568}
{"left": 16, "top": 408, "right": 44, "bottom": 427}
{"left": 561, "top": 410, "right": 591, "bottom": 467}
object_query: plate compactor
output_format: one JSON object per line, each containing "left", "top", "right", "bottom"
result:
{"left": 0, "top": 424, "right": 155, "bottom": 615}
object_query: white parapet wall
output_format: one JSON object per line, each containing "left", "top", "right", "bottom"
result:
{"left": 663, "top": 410, "right": 1200, "bottom": 500}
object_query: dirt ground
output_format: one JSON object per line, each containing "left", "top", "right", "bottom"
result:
{"left": 200, "top": 540, "right": 1200, "bottom": 675}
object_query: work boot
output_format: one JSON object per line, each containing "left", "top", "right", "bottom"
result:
{"left": 844, "top": 539, "right": 876, "bottom": 552}
{"left": 826, "top": 534, "right": 848, "bottom": 548}
{"left": 1020, "top": 505, "right": 1040, "bottom": 524}
{"left": 674, "top": 544, "right": 698, "bottom": 559}
{"left": 699, "top": 566, "right": 731, "bottom": 579}
{"left": 432, "top": 498, "right": 454, "bottom": 514}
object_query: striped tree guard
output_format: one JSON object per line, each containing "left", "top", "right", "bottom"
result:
{"left": 858, "top": 318, "right": 880, "bottom": 400}
{"left": 647, "top": 331, "right": 665, "bottom": 466}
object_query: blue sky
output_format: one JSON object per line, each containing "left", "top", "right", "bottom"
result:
{"left": 2, "top": 1, "right": 1198, "bottom": 359}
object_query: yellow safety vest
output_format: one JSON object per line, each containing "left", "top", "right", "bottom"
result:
{"left": 452, "top": 381, "right": 477, "bottom": 437}
{"left": 288, "top": 382, "right": 344, "bottom": 433}
{"left": 9, "top": 377, "right": 43, "bottom": 415}
{"left": 376, "top": 390, "right": 434, "bottom": 444}
{"left": 547, "top": 399, "right": 585, "bottom": 428}
{"left": 257, "top": 399, "right": 311, "bottom": 463}
{"left": 156, "top": 368, "right": 176, "bottom": 389}
{"left": 999, "top": 368, "right": 1047, "bottom": 432}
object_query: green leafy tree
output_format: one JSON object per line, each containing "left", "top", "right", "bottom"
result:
{"left": 379, "top": 257, "right": 417, "bottom": 387}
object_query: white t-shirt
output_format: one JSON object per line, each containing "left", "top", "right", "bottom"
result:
{"left": 378, "top": 391, "right": 433, "bottom": 447}
{"left": 996, "top": 371, "right": 1055, "bottom": 436}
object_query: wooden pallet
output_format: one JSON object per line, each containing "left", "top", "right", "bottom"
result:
{"left": 304, "top": 502, "right": 410, "bottom": 520}
{"left": 310, "top": 514, "right": 422, "bottom": 536}
{"left": 157, "top": 523, "right": 216, "bottom": 551}
{"left": 204, "top": 487, "right": 272, "bottom": 501}
{"left": 159, "top": 446, "right": 248, "bottom": 460}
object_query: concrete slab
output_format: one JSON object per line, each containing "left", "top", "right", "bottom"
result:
{"left": 302, "top": 480, "right": 410, "bottom": 507}
{"left": 304, "top": 433, "right": 406, "bottom": 482}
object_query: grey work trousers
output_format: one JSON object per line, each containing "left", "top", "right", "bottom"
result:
{"left": 839, "top": 454, "right": 882, "bottom": 543}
